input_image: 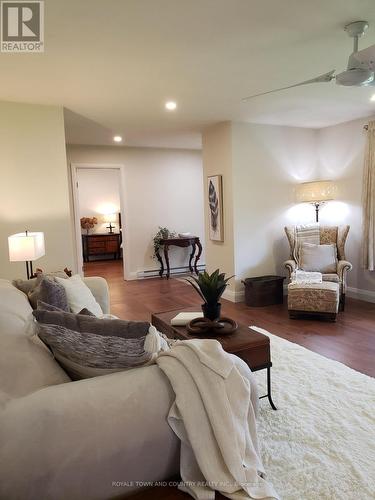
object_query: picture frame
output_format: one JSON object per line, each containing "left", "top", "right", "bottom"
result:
{"left": 207, "top": 175, "right": 223, "bottom": 241}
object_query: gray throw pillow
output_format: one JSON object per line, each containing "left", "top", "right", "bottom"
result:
{"left": 299, "top": 243, "right": 338, "bottom": 273}
{"left": 13, "top": 271, "right": 69, "bottom": 309}
{"left": 33, "top": 309, "right": 150, "bottom": 338}
{"left": 38, "top": 277, "right": 69, "bottom": 312}
{"left": 37, "top": 301, "right": 95, "bottom": 316}
{"left": 36, "top": 323, "right": 153, "bottom": 380}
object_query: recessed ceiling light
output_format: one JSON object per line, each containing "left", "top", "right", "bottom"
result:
{"left": 165, "top": 101, "right": 177, "bottom": 111}
{"left": 113, "top": 135, "right": 122, "bottom": 142}
{"left": 371, "top": 94, "right": 375, "bottom": 102}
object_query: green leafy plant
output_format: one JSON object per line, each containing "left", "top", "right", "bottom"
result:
{"left": 152, "top": 226, "right": 176, "bottom": 259}
{"left": 185, "top": 269, "right": 233, "bottom": 305}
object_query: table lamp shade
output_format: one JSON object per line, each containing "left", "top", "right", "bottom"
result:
{"left": 296, "top": 181, "right": 337, "bottom": 203}
{"left": 103, "top": 213, "right": 117, "bottom": 223}
{"left": 8, "top": 232, "right": 45, "bottom": 262}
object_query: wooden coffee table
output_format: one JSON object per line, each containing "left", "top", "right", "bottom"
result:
{"left": 151, "top": 308, "right": 277, "bottom": 410}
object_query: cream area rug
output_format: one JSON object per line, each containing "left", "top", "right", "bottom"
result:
{"left": 251, "top": 326, "right": 375, "bottom": 500}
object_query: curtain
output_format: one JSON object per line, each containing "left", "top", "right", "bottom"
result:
{"left": 363, "top": 120, "right": 375, "bottom": 271}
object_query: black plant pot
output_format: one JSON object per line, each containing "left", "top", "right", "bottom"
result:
{"left": 202, "top": 303, "right": 221, "bottom": 321}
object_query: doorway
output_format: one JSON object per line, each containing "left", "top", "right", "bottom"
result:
{"left": 71, "top": 163, "right": 128, "bottom": 280}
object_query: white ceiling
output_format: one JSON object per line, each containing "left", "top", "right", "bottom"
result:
{"left": 1, "top": 0, "right": 375, "bottom": 149}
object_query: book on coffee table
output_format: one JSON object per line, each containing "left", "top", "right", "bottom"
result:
{"left": 170, "top": 312, "right": 203, "bottom": 326}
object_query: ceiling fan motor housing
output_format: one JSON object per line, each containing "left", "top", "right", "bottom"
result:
{"left": 336, "top": 68, "right": 374, "bottom": 86}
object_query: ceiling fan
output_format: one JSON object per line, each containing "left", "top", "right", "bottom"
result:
{"left": 242, "top": 21, "right": 375, "bottom": 101}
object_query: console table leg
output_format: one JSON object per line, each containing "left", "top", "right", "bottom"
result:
{"left": 194, "top": 240, "right": 203, "bottom": 275}
{"left": 164, "top": 245, "right": 170, "bottom": 279}
{"left": 189, "top": 243, "right": 196, "bottom": 273}
{"left": 155, "top": 250, "right": 164, "bottom": 278}
{"left": 266, "top": 366, "right": 277, "bottom": 410}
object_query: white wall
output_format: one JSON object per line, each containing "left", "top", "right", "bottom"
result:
{"left": 67, "top": 145, "right": 204, "bottom": 278}
{"left": 0, "top": 101, "right": 75, "bottom": 280}
{"left": 77, "top": 168, "right": 121, "bottom": 234}
{"left": 231, "top": 122, "right": 317, "bottom": 294}
{"left": 317, "top": 115, "right": 375, "bottom": 295}
{"left": 203, "top": 117, "right": 375, "bottom": 301}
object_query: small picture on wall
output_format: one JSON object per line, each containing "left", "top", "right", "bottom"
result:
{"left": 207, "top": 175, "right": 223, "bottom": 241}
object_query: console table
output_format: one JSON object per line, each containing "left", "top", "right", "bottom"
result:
{"left": 155, "top": 236, "right": 202, "bottom": 279}
{"left": 82, "top": 233, "right": 121, "bottom": 262}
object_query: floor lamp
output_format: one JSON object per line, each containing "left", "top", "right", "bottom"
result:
{"left": 8, "top": 231, "right": 45, "bottom": 279}
{"left": 296, "top": 181, "right": 337, "bottom": 222}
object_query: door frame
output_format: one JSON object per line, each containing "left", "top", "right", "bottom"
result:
{"left": 70, "top": 163, "right": 130, "bottom": 280}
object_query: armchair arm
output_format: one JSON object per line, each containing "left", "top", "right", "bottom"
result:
{"left": 337, "top": 260, "right": 353, "bottom": 290}
{"left": 83, "top": 276, "right": 110, "bottom": 314}
{"left": 284, "top": 259, "right": 297, "bottom": 278}
{"left": 0, "top": 366, "right": 179, "bottom": 500}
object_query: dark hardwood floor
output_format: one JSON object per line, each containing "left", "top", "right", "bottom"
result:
{"left": 84, "top": 260, "right": 375, "bottom": 377}
{"left": 84, "top": 260, "right": 375, "bottom": 500}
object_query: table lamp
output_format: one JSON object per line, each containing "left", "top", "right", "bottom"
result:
{"left": 295, "top": 180, "right": 337, "bottom": 222}
{"left": 8, "top": 231, "right": 45, "bottom": 279}
{"left": 103, "top": 213, "right": 117, "bottom": 234}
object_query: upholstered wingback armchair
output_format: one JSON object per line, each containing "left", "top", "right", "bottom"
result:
{"left": 283, "top": 225, "right": 352, "bottom": 310}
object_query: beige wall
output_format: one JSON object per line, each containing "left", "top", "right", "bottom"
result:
{"left": 202, "top": 122, "right": 236, "bottom": 295}
{"left": 0, "top": 101, "right": 75, "bottom": 280}
{"left": 67, "top": 145, "right": 204, "bottom": 278}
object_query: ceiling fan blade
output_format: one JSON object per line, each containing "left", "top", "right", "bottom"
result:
{"left": 242, "top": 70, "right": 336, "bottom": 101}
{"left": 352, "top": 44, "right": 375, "bottom": 70}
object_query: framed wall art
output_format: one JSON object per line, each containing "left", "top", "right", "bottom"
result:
{"left": 207, "top": 175, "right": 223, "bottom": 241}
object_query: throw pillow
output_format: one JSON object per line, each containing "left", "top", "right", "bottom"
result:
{"left": 37, "top": 301, "right": 95, "bottom": 316}
{"left": 299, "top": 243, "right": 338, "bottom": 273}
{"left": 38, "top": 277, "right": 69, "bottom": 311}
{"left": 55, "top": 274, "right": 103, "bottom": 317}
{"left": 35, "top": 322, "right": 169, "bottom": 380}
{"left": 13, "top": 270, "right": 70, "bottom": 309}
{"left": 33, "top": 308, "right": 150, "bottom": 338}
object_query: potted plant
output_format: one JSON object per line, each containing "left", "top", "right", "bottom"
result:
{"left": 152, "top": 226, "right": 176, "bottom": 259}
{"left": 185, "top": 269, "right": 233, "bottom": 321}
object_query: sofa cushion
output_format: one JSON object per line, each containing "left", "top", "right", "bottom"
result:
{"left": 299, "top": 243, "right": 337, "bottom": 273}
{"left": 0, "top": 280, "right": 70, "bottom": 398}
{"left": 55, "top": 275, "right": 103, "bottom": 317}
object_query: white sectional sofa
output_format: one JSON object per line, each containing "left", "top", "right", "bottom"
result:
{"left": 0, "top": 277, "right": 180, "bottom": 500}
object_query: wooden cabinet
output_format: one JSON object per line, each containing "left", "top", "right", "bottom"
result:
{"left": 82, "top": 233, "right": 121, "bottom": 262}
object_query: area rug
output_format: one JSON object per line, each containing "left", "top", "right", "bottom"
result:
{"left": 251, "top": 326, "right": 375, "bottom": 500}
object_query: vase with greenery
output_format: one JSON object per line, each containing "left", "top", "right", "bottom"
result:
{"left": 152, "top": 226, "right": 176, "bottom": 259}
{"left": 185, "top": 269, "right": 233, "bottom": 321}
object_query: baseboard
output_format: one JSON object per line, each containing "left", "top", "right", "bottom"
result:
{"left": 346, "top": 286, "right": 375, "bottom": 303}
{"left": 136, "top": 263, "right": 205, "bottom": 280}
{"left": 222, "top": 289, "right": 245, "bottom": 303}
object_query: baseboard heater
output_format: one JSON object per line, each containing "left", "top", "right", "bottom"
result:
{"left": 137, "top": 264, "right": 205, "bottom": 279}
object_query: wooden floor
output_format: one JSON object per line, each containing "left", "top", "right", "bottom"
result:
{"left": 84, "top": 260, "right": 375, "bottom": 500}
{"left": 84, "top": 260, "right": 375, "bottom": 377}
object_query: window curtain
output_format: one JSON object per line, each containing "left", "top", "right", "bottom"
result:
{"left": 362, "top": 120, "right": 375, "bottom": 271}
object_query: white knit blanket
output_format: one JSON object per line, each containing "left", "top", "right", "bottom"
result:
{"left": 291, "top": 270, "right": 323, "bottom": 284}
{"left": 293, "top": 223, "right": 320, "bottom": 264}
{"left": 156, "top": 339, "right": 279, "bottom": 500}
